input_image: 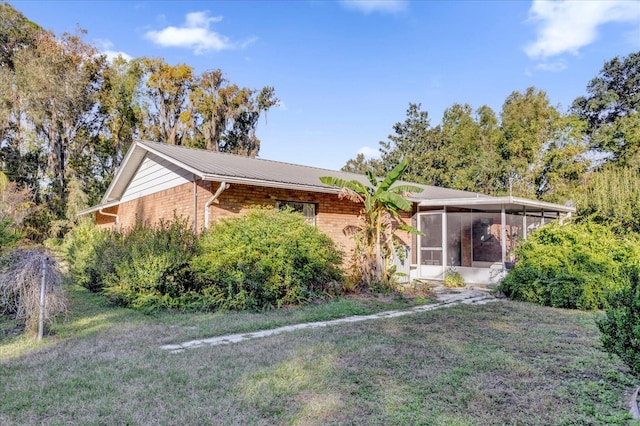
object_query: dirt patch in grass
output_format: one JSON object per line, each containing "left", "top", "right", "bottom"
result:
{"left": 1, "top": 286, "right": 638, "bottom": 425}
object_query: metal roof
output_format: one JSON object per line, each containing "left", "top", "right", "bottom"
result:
{"left": 80, "top": 140, "right": 573, "bottom": 215}
{"left": 137, "top": 141, "right": 488, "bottom": 201}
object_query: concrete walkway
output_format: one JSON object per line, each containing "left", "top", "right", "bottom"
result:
{"left": 160, "top": 289, "right": 500, "bottom": 353}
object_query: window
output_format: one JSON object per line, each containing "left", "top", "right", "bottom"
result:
{"left": 275, "top": 200, "right": 317, "bottom": 225}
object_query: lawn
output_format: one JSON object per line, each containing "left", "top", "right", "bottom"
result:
{"left": 1, "top": 285, "right": 638, "bottom": 425}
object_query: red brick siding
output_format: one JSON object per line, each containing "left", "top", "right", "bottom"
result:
{"left": 95, "top": 180, "right": 413, "bottom": 257}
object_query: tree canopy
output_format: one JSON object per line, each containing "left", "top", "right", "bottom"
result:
{"left": 0, "top": 3, "right": 278, "bottom": 242}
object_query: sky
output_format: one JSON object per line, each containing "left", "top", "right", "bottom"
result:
{"left": 9, "top": 0, "right": 640, "bottom": 171}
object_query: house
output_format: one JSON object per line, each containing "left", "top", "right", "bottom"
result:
{"left": 80, "top": 140, "right": 575, "bottom": 285}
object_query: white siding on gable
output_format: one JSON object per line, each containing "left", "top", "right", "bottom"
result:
{"left": 121, "top": 153, "right": 192, "bottom": 203}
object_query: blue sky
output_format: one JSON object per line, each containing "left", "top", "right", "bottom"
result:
{"left": 10, "top": 0, "right": 640, "bottom": 170}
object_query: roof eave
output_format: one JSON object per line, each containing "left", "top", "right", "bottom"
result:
{"left": 77, "top": 199, "right": 122, "bottom": 216}
{"left": 418, "top": 196, "right": 576, "bottom": 213}
{"left": 201, "top": 174, "right": 341, "bottom": 195}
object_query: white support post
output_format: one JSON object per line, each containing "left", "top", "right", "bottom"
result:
{"left": 38, "top": 257, "right": 46, "bottom": 341}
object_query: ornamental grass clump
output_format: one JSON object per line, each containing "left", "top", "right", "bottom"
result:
{"left": 0, "top": 248, "right": 66, "bottom": 335}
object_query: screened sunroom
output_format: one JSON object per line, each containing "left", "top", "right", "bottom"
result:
{"left": 409, "top": 196, "right": 575, "bottom": 285}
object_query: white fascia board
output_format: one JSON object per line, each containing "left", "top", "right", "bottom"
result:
{"left": 201, "top": 174, "right": 341, "bottom": 195}
{"left": 77, "top": 199, "right": 122, "bottom": 216}
{"left": 138, "top": 143, "right": 205, "bottom": 180}
{"left": 418, "top": 196, "right": 575, "bottom": 213}
{"left": 100, "top": 142, "right": 148, "bottom": 203}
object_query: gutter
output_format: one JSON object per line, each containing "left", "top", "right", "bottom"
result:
{"left": 98, "top": 208, "right": 119, "bottom": 230}
{"left": 204, "top": 182, "right": 229, "bottom": 229}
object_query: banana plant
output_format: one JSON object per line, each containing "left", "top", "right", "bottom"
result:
{"left": 320, "top": 160, "right": 422, "bottom": 288}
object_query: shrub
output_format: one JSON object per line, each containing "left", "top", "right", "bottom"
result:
{"left": 597, "top": 265, "right": 640, "bottom": 376}
{"left": 102, "top": 217, "right": 196, "bottom": 312}
{"left": 443, "top": 267, "right": 465, "bottom": 288}
{"left": 0, "top": 248, "right": 67, "bottom": 335}
{"left": 64, "top": 219, "right": 123, "bottom": 292}
{"left": 191, "top": 207, "right": 344, "bottom": 310}
{"left": 499, "top": 221, "right": 639, "bottom": 310}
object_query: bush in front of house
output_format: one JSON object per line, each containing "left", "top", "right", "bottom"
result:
{"left": 190, "top": 207, "right": 344, "bottom": 310}
{"left": 64, "top": 209, "right": 344, "bottom": 313}
{"left": 65, "top": 217, "right": 196, "bottom": 313}
{"left": 101, "top": 217, "right": 197, "bottom": 313}
{"left": 499, "top": 221, "right": 640, "bottom": 310}
{"left": 597, "top": 264, "right": 640, "bottom": 376}
{"left": 64, "top": 219, "right": 123, "bottom": 292}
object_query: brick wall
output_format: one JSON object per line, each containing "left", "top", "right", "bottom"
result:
{"left": 95, "top": 180, "right": 413, "bottom": 257}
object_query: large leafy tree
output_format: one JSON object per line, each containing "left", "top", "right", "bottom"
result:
{"left": 439, "top": 103, "right": 504, "bottom": 194}
{"left": 0, "top": 2, "right": 39, "bottom": 69}
{"left": 187, "top": 70, "right": 278, "bottom": 156}
{"left": 378, "top": 103, "right": 447, "bottom": 186}
{"left": 139, "top": 57, "right": 193, "bottom": 146}
{"left": 572, "top": 51, "right": 640, "bottom": 165}
{"left": 341, "top": 153, "right": 380, "bottom": 175}
{"left": 321, "top": 160, "right": 422, "bottom": 288}
{"left": 12, "top": 29, "right": 106, "bottom": 216}
{"left": 499, "top": 87, "right": 561, "bottom": 198}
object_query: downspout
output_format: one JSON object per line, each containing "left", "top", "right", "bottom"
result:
{"left": 99, "top": 208, "right": 119, "bottom": 231}
{"left": 204, "top": 182, "right": 229, "bottom": 229}
{"left": 500, "top": 206, "right": 507, "bottom": 270}
{"left": 193, "top": 177, "right": 198, "bottom": 234}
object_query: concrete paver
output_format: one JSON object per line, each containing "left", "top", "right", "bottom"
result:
{"left": 160, "top": 289, "right": 499, "bottom": 353}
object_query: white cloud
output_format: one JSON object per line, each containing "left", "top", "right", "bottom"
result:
{"left": 144, "top": 11, "right": 253, "bottom": 54}
{"left": 358, "top": 146, "right": 381, "bottom": 159}
{"left": 340, "top": 0, "right": 407, "bottom": 14}
{"left": 94, "top": 39, "right": 133, "bottom": 62}
{"left": 103, "top": 50, "right": 133, "bottom": 62}
{"left": 534, "top": 59, "right": 567, "bottom": 72}
{"left": 525, "top": 0, "right": 640, "bottom": 59}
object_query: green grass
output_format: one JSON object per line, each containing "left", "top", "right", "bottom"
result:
{"left": 1, "top": 285, "right": 639, "bottom": 425}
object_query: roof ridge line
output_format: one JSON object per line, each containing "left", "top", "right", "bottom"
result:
{"left": 137, "top": 139, "right": 365, "bottom": 177}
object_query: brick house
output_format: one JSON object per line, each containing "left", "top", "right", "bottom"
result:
{"left": 81, "top": 141, "right": 575, "bottom": 284}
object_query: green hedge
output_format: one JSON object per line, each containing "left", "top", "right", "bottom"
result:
{"left": 190, "top": 207, "right": 344, "bottom": 310}
{"left": 499, "top": 221, "right": 640, "bottom": 310}
{"left": 597, "top": 265, "right": 640, "bottom": 376}
{"left": 65, "top": 209, "right": 344, "bottom": 312}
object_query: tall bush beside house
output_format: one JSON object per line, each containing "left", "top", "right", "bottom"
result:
{"left": 102, "top": 217, "right": 196, "bottom": 312}
{"left": 500, "top": 221, "right": 639, "bottom": 310}
{"left": 191, "top": 207, "right": 343, "bottom": 310}
{"left": 64, "top": 219, "right": 123, "bottom": 292}
{"left": 597, "top": 264, "right": 640, "bottom": 376}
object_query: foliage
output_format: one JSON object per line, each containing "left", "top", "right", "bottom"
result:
{"left": 63, "top": 219, "right": 122, "bottom": 292}
{"left": 100, "top": 217, "right": 196, "bottom": 313}
{"left": 341, "top": 153, "right": 380, "bottom": 175}
{"left": 0, "top": 180, "right": 32, "bottom": 250}
{"left": 0, "top": 3, "right": 279, "bottom": 240}
{"left": 65, "top": 210, "right": 341, "bottom": 313}
{"left": 349, "top": 90, "right": 580, "bottom": 201}
{"left": 191, "top": 207, "right": 343, "bottom": 311}
{"left": 443, "top": 267, "right": 465, "bottom": 288}
{"left": 572, "top": 51, "right": 639, "bottom": 133}
{"left": 0, "top": 2, "right": 40, "bottom": 69}
{"left": 597, "top": 264, "right": 640, "bottom": 376}
{"left": 376, "top": 103, "right": 447, "bottom": 186}
{"left": 321, "top": 160, "right": 422, "bottom": 290}
{"left": 0, "top": 248, "right": 66, "bottom": 335}
{"left": 500, "top": 221, "right": 639, "bottom": 310}
{"left": 575, "top": 165, "right": 640, "bottom": 234}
